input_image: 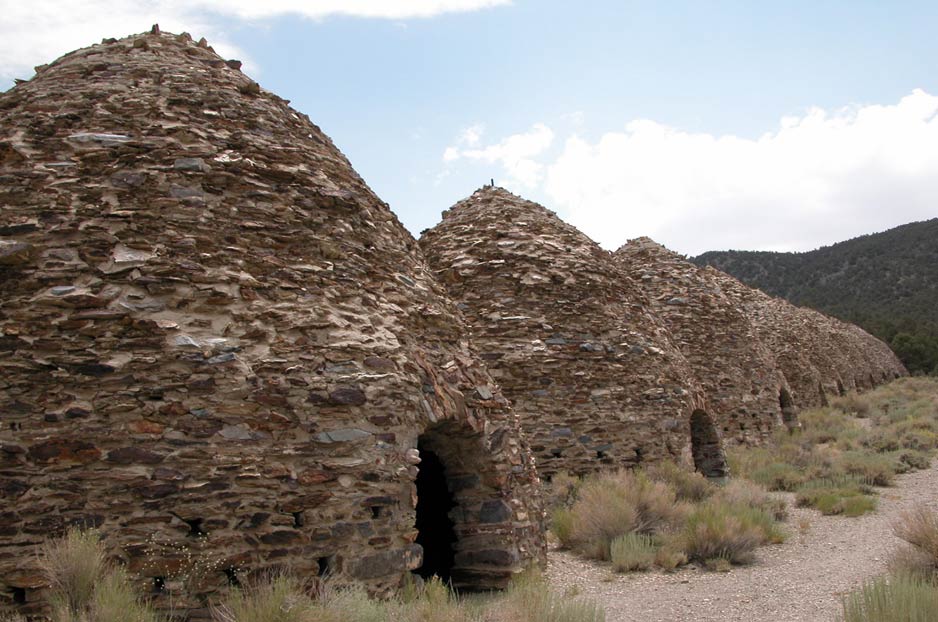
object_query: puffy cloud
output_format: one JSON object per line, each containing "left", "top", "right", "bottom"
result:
{"left": 442, "top": 123, "right": 554, "bottom": 188}
{"left": 0, "top": 0, "right": 510, "bottom": 84}
{"left": 472, "top": 90, "right": 938, "bottom": 255}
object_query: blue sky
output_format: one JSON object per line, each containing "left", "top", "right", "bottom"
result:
{"left": 2, "top": 1, "right": 938, "bottom": 254}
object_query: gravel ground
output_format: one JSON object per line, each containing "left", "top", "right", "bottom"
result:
{"left": 546, "top": 462, "right": 938, "bottom": 622}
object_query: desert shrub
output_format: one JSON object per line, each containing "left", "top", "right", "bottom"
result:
{"left": 567, "top": 477, "right": 638, "bottom": 560}
{"left": 610, "top": 534, "right": 656, "bottom": 572}
{"left": 675, "top": 500, "right": 777, "bottom": 566}
{"left": 895, "top": 506, "right": 938, "bottom": 567}
{"left": 646, "top": 462, "right": 714, "bottom": 502}
{"left": 898, "top": 425, "right": 938, "bottom": 452}
{"left": 567, "top": 470, "right": 686, "bottom": 560}
{"left": 39, "top": 527, "right": 161, "bottom": 622}
{"left": 500, "top": 572, "right": 605, "bottom": 622}
{"left": 551, "top": 508, "right": 576, "bottom": 549}
{"left": 893, "top": 450, "right": 932, "bottom": 472}
{"left": 888, "top": 546, "right": 938, "bottom": 581}
{"left": 837, "top": 451, "right": 896, "bottom": 486}
{"left": 747, "top": 462, "right": 805, "bottom": 492}
{"left": 795, "top": 477, "right": 877, "bottom": 516}
{"left": 212, "top": 573, "right": 321, "bottom": 622}
{"left": 841, "top": 574, "right": 938, "bottom": 622}
{"left": 715, "top": 479, "right": 788, "bottom": 521}
{"left": 800, "top": 408, "right": 870, "bottom": 452}
{"left": 40, "top": 528, "right": 109, "bottom": 616}
{"left": 833, "top": 394, "right": 872, "bottom": 418}
{"left": 388, "top": 576, "right": 471, "bottom": 622}
{"left": 653, "top": 543, "right": 688, "bottom": 571}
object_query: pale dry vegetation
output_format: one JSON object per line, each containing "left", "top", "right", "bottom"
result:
{"left": 548, "top": 466, "right": 786, "bottom": 573}
{"left": 731, "top": 377, "right": 938, "bottom": 517}
{"left": 7, "top": 529, "right": 604, "bottom": 622}
{"left": 840, "top": 504, "right": 938, "bottom": 621}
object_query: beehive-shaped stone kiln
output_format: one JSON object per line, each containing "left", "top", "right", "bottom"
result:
{"left": 420, "top": 187, "right": 727, "bottom": 480}
{"left": 615, "top": 238, "right": 795, "bottom": 440}
{"left": 0, "top": 29, "right": 544, "bottom": 617}
{"left": 705, "top": 269, "right": 906, "bottom": 407}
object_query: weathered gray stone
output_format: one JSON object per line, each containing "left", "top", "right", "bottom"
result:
{"left": 315, "top": 429, "right": 372, "bottom": 443}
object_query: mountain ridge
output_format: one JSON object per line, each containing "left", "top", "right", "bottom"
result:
{"left": 692, "top": 218, "right": 938, "bottom": 374}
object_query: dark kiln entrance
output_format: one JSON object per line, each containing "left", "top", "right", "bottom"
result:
{"left": 779, "top": 387, "right": 798, "bottom": 429}
{"left": 414, "top": 443, "right": 457, "bottom": 582}
{"left": 411, "top": 420, "right": 522, "bottom": 590}
{"left": 690, "top": 410, "right": 727, "bottom": 478}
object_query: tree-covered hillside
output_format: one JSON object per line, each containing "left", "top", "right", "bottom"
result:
{"left": 692, "top": 218, "right": 938, "bottom": 374}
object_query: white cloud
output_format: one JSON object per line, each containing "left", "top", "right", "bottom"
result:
{"left": 458, "top": 90, "right": 938, "bottom": 255}
{"left": 0, "top": 0, "right": 509, "bottom": 84}
{"left": 442, "top": 123, "right": 554, "bottom": 188}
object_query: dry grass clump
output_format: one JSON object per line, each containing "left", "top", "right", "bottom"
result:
{"left": 212, "top": 572, "right": 606, "bottom": 622}
{"left": 545, "top": 472, "right": 582, "bottom": 510}
{"left": 497, "top": 572, "right": 605, "bottom": 622}
{"left": 841, "top": 575, "right": 938, "bottom": 622}
{"left": 832, "top": 393, "right": 872, "bottom": 418}
{"left": 551, "top": 507, "right": 576, "bottom": 550}
{"left": 609, "top": 534, "right": 656, "bottom": 572}
{"left": 646, "top": 462, "right": 715, "bottom": 502}
{"left": 566, "top": 470, "right": 686, "bottom": 560}
{"left": 675, "top": 499, "right": 784, "bottom": 567}
{"left": 889, "top": 506, "right": 938, "bottom": 580}
{"left": 40, "top": 527, "right": 161, "bottom": 622}
{"left": 212, "top": 573, "right": 324, "bottom": 622}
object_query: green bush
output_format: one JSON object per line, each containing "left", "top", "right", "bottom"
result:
{"left": 795, "top": 477, "right": 877, "bottom": 517}
{"left": 841, "top": 575, "right": 938, "bottom": 622}
{"left": 838, "top": 451, "right": 896, "bottom": 486}
{"left": 551, "top": 507, "right": 576, "bottom": 549}
{"left": 610, "top": 534, "right": 657, "bottom": 573}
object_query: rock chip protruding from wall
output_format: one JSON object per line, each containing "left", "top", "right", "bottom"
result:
{"left": 0, "top": 30, "right": 543, "bottom": 617}
{"left": 420, "top": 187, "right": 715, "bottom": 479}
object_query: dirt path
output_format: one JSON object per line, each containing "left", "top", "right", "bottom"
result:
{"left": 546, "top": 462, "right": 938, "bottom": 622}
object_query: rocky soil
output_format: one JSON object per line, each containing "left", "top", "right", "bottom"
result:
{"left": 547, "top": 462, "right": 938, "bottom": 622}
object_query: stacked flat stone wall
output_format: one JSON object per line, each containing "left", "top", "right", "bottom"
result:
{"left": 615, "top": 238, "right": 790, "bottom": 442}
{"left": 420, "top": 188, "right": 718, "bottom": 479}
{"left": 0, "top": 30, "right": 544, "bottom": 618}
{"left": 705, "top": 268, "right": 906, "bottom": 407}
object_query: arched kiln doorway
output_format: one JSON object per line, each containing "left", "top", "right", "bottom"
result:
{"left": 412, "top": 419, "right": 521, "bottom": 590}
{"left": 690, "top": 410, "right": 727, "bottom": 478}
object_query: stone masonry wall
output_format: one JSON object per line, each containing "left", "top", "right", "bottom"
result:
{"left": 419, "top": 188, "right": 716, "bottom": 479}
{"left": 705, "top": 268, "right": 907, "bottom": 407}
{"left": 0, "top": 30, "right": 544, "bottom": 618}
{"left": 615, "top": 238, "right": 791, "bottom": 442}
